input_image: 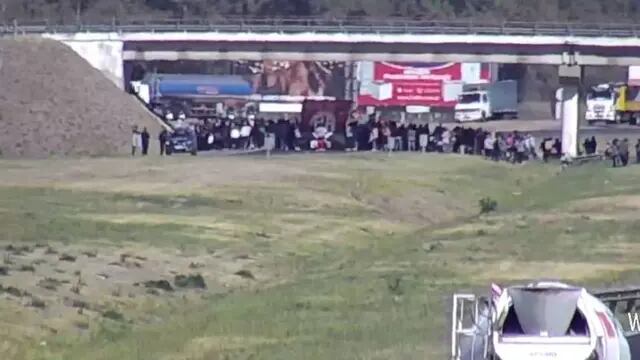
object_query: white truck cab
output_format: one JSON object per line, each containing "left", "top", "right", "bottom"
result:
{"left": 455, "top": 91, "right": 489, "bottom": 122}
{"left": 586, "top": 84, "right": 618, "bottom": 123}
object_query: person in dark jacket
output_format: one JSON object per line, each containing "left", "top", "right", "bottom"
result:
{"left": 583, "top": 138, "right": 591, "bottom": 155}
{"left": 492, "top": 136, "right": 501, "bottom": 161}
{"left": 159, "top": 129, "right": 168, "bottom": 156}
{"left": 141, "top": 127, "right": 150, "bottom": 155}
{"left": 620, "top": 138, "right": 630, "bottom": 166}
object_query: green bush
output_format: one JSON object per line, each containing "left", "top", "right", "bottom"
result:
{"left": 479, "top": 197, "right": 498, "bottom": 214}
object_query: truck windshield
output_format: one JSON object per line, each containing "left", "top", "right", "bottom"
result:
{"left": 587, "top": 90, "right": 613, "bottom": 100}
{"left": 459, "top": 93, "right": 480, "bottom": 104}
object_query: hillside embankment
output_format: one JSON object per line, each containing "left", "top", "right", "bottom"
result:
{"left": 0, "top": 38, "right": 159, "bottom": 157}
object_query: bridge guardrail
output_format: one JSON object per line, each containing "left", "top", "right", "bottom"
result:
{"left": 1, "top": 17, "right": 639, "bottom": 37}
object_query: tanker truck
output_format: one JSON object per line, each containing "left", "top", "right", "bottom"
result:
{"left": 131, "top": 73, "right": 254, "bottom": 119}
{"left": 451, "top": 281, "right": 635, "bottom": 360}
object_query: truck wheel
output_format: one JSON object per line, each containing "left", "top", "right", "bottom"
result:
{"left": 166, "top": 148, "right": 173, "bottom": 155}
{"left": 631, "top": 115, "right": 638, "bottom": 126}
{"left": 481, "top": 112, "right": 487, "bottom": 122}
{"left": 587, "top": 120, "right": 595, "bottom": 126}
{"left": 190, "top": 150, "right": 197, "bottom": 156}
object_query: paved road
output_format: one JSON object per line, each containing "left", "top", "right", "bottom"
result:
{"left": 529, "top": 125, "right": 640, "bottom": 139}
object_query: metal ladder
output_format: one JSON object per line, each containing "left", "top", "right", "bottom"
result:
{"left": 451, "top": 293, "right": 492, "bottom": 360}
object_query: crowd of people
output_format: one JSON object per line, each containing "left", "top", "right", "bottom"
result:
{"left": 132, "top": 112, "right": 568, "bottom": 164}
{"left": 346, "top": 120, "right": 549, "bottom": 164}
{"left": 604, "top": 138, "right": 640, "bottom": 167}
{"left": 131, "top": 112, "right": 640, "bottom": 169}
{"left": 131, "top": 126, "right": 151, "bottom": 156}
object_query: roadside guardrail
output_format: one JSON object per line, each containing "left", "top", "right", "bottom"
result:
{"left": 1, "top": 17, "right": 640, "bottom": 37}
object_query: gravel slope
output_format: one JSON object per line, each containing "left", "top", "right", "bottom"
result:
{"left": 0, "top": 37, "right": 159, "bottom": 157}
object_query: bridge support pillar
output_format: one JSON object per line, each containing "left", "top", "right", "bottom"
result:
{"left": 558, "top": 65, "right": 584, "bottom": 158}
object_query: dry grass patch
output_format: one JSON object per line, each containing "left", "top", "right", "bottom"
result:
{"left": 468, "top": 261, "right": 636, "bottom": 283}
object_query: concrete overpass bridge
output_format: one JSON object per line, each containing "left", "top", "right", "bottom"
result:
{"left": 4, "top": 17, "right": 640, "bottom": 156}
{"left": 4, "top": 18, "right": 640, "bottom": 86}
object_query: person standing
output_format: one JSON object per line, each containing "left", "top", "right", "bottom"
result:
{"left": 418, "top": 125, "right": 429, "bottom": 153}
{"left": 611, "top": 139, "right": 620, "bottom": 167}
{"left": 492, "top": 135, "right": 501, "bottom": 161}
{"left": 541, "top": 138, "right": 552, "bottom": 162}
{"left": 345, "top": 120, "right": 355, "bottom": 152}
{"left": 407, "top": 124, "right": 417, "bottom": 152}
{"left": 141, "top": 127, "right": 150, "bottom": 156}
{"left": 514, "top": 136, "right": 526, "bottom": 163}
{"left": 230, "top": 123, "right": 241, "bottom": 150}
{"left": 265, "top": 120, "right": 276, "bottom": 152}
{"left": 159, "top": 128, "right": 168, "bottom": 156}
{"left": 240, "top": 121, "right": 252, "bottom": 150}
{"left": 131, "top": 126, "right": 141, "bottom": 156}
{"left": 636, "top": 139, "right": 640, "bottom": 164}
{"left": 484, "top": 132, "right": 494, "bottom": 158}
{"left": 369, "top": 125, "right": 379, "bottom": 152}
{"left": 620, "top": 138, "right": 630, "bottom": 166}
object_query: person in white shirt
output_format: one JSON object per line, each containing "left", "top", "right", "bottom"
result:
{"left": 442, "top": 129, "right": 450, "bottom": 144}
{"left": 419, "top": 131, "right": 429, "bottom": 153}
{"left": 131, "top": 126, "right": 142, "bottom": 156}
{"left": 440, "top": 129, "right": 450, "bottom": 152}
{"left": 526, "top": 134, "right": 537, "bottom": 159}
{"left": 294, "top": 125, "right": 302, "bottom": 152}
{"left": 230, "top": 125, "right": 241, "bottom": 149}
{"left": 240, "top": 121, "right": 252, "bottom": 150}
{"left": 369, "top": 126, "right": 379, "bottom": 152}
{"left": 484, "top": 133, "right": 494, "bottom": 158}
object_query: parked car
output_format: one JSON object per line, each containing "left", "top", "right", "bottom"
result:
{"left": 166, "top": 128, "right": 197, "bottom": 156}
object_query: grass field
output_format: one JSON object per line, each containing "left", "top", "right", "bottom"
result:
{"left": 1, "top": 153, "right": 640, "bottom": 360}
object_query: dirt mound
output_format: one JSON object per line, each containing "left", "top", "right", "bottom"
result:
{"left": 0, "top": 37, "right": 159, "bottom": 157}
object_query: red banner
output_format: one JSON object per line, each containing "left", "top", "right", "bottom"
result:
{"left": 374, "top": 62, "right": 461, "bottom": 81}
{"left": 357, "top": 62, "right": 491, "bottom": 108}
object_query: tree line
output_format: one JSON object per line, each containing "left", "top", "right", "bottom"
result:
{"left": 2, "top": 0, "right": 640, "bottom": 24}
